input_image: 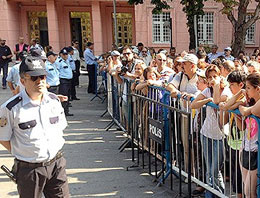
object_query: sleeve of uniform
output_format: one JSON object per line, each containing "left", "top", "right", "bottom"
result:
{"left": 69, "top": 57, "right": 76, "bottom": 71}
{"left": 6, "top": 68, "right": 14, "bottom": 82}
{"left": 0, "top": 105, "right": 14, "bottom": 141}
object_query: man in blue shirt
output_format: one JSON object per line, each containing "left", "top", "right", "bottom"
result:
{"left": 56, "top": 48, "right": 73, "bottom": 116}
{"left": 84, "top": 42, "right": 98, "bottom": 94}
{"left": 224, "top": 47, "right": 235, "bottom": 61}
{"left": 45, "top": 51, "right": 60, "bottom": 94}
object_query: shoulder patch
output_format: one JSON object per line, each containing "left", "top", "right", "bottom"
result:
{"left": 48, "top": 93, "right": 59, "bottom": 101}
{"left": 6, "top": 96, "right": 22, "bottom": 110}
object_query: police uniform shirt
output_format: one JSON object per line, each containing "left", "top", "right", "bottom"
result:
{"left": 45, "top": 60, "right": 60, "bottom": 86}
{"left": 6, "top": 62, "right": 21, "bottom": 86}
{"left": 56, "top": 57, "right": 73, "bottom": 79}
{"left": 0, "top": 90, "right": 67, "bottom": 162}
{"left": 67, "top": 54, "right": 76, "bottom": 71}
{"left": 72, "top": 47, "right": 80, "bottom": 61}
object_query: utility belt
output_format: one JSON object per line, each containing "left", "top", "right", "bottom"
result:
{"left": 1, "top": 150, "right": 64, "bottom": 184}
{"left": 60, "top": 78, "right": 72, "bottom": 83}
{"left": 15, "top": 150, "right": 64, "bottom": 168}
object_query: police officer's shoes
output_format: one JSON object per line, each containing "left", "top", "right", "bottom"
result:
{"left": 65, "top": 113, "right": 74, "bottom": 116}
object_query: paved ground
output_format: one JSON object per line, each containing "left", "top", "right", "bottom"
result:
{"left": 0, "top": 73, "right": 182, "bottom": 198}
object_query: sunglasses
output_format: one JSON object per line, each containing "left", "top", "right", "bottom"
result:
{"left": 142, "top": 51, "right": 147, "bottom": 53}
{"left": 29, "top": 75, "right": 46, "bottom": 82}
{"left": 123, "top": 52, "right": 131, "bottom": 56}
{"left": 158, "top": 59, "right": 166, "bottom": 62}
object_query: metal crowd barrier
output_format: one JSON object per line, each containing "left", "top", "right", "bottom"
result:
{"left": 104, "top": 73, "right": 260, "bottom": 198}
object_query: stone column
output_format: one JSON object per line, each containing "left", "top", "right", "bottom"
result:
{"left": 91, "top": 1, "right": 103, "bottom": 55}
{"left": 46, "top": 0, "right": 60, "bottom": 52}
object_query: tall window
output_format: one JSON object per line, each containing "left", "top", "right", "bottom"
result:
{"left": 152, "top": 12, "right": 171, "bottom": 43}
{"left": 197, "top": 12, "right": 214, "bottom": 44}
{"left": 246, "top": 15, "right": 255, "bottom": 44}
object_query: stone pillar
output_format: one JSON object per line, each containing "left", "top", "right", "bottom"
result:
{"left": 91, "top": 1, "right": 103, "bottom": 55}
{"left": 46, "top": 0, "right": 60, "bottom": 52}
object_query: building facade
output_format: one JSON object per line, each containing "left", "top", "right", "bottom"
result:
{"left": 0, "top": 0, "right": 259, "bottom": 55}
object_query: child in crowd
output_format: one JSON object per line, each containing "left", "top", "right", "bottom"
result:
{"left": 236, "top": 73, "right": 260, "bottom": 198}
{"left": 191, "top": 65, "right": 232, "bottom": 198}
{"left": 219, "top": 71, "right": 247, "bottom": 198}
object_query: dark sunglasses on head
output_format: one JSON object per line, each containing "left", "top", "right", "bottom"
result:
{"left": 30, "top": 75, "right": 46, "bottom": 82}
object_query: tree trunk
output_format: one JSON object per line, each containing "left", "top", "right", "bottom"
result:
{"left": 231, "top": 28, "right": 246, "bottom": 57}
{"left": 188, "top": 17, "right": 196, "bottom": 50}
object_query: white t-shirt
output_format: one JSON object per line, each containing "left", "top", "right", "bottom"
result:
{"left": 200, "top": 87, "right": 232, "bottom": 140}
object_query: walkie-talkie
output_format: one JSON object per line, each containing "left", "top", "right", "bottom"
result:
{"left": 1, "top": 165, "right": 17, "bottom": 184}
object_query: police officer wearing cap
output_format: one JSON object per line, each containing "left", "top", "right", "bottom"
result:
{"left": 56, "top": 48, "right": 73, "bottom": 116}
{"left": 67, "top": 46, "right": 79, "bottom": 100}
{"left": 45, "top": 51, "right": 60, "bottom": 94}
{"left": 0, "top": 55, "right": 70, "bottom": 197}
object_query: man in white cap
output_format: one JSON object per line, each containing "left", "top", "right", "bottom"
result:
{"left": 166, "top": 53, "right": 200, "bottom": 174}
{"left": 224, "top": 47, "right": 234, "bottom": 61}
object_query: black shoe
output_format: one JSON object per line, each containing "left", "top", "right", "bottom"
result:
{"left": 72, "top": 97, "right": 80, "bottom": 100}
{"left": 65, "top": 113, "right": 74, "bottom": 116}
{"left": 2, "top": 86, "right": 7, "bottom": 89}
{"left": 68, "top": 104, "right": 72, "bottom": 107}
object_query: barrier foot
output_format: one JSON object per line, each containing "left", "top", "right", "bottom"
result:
{"left": 126, "top": 163, "right": 139, "bottom": 171}
{"left": 100, "top": 110, "right": 108, "bottom": 117}
{"left": 156, "top": 168, "right": 181, "bottom": 187}
{"left": 90, "top": 93, "right": 103, "bottom": 101}
{"left": 105, "top": 120, "right": 115, "bottom": 131}
{"left": 101, "top": 96, "right": 107, "bottom": 103}
{"left": 118, "top": 139, "right": 130, "bottom": 150}
{"left": 119, "top": 139, "right": 132, "bottom": 152}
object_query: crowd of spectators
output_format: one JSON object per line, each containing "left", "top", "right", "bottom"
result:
{"left": 101, "top": 43, "right": 260, "bottom": 198}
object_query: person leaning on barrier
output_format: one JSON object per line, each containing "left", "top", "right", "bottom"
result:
{"left": 0, "top": 55, "right": 70, "bottom": 197}
{"left": 191, "top": 65, "right": 233, "bottom": 197}
{"left": 107, "top": 50, "right": 122, "bottom": 75}
{"left": 219, "top": 71, "right": 246, "bottom": 198}
{"left": 155, "top": 53, "right": 175, "bottom": 84}
{"left": 233, "top": 73, "right": 260, "bottom": 198}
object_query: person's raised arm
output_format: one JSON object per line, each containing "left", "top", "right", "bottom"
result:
{"left": 190, "top": 93, "right": 212, "bottom": 109}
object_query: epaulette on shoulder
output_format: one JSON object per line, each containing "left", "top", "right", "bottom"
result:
{"left": 48, "top": 93, "right": 59, "bottom": 101}
{"left": 70, "top": 60, "right": 73, "bottom": 62}
{"left": 6, "top": 96, "right": 22, "bottom": 110}
{"left": 59, "top": 59, "right": 62, "bottom": 62}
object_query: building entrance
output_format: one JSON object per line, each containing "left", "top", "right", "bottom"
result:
{"left": 70, "top": 12, "right": 92, "bottom": 56}
{"left": 28, "top": 11, "right": 49, "bottom": 48}
{"left": 112, "top": 13, "right": 133, "bottom": 47}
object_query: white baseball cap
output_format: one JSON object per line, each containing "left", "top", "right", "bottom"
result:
{"left": 177, "top": 54, "right": 198, "bottom": 65}
{"left": 111, "top": 50, "right": 120, "bottom": 56}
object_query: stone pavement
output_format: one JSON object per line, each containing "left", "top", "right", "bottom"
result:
{"left": 0, "top": 74, "right": 183, "bottom": 198}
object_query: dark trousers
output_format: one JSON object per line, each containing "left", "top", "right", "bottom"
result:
{"left": 75, "top": 60, "right": 80, "bottom": 86}
{"left": 70, "top": 71, "right": 77, "bottom": 99}
{"left": 59, "top": 78, "right": 72, "bottom": 114}
{"left": 87, "top": 64, "right": 95, "bottom": 93}
{"left": 16, "top": 157, "right": 70, "bottom": 198}
{"left": 0, "top": 62, "right": 8, "bottom": 87}
{"left": 48, "top": 86, "right": 59, "bottom": 94}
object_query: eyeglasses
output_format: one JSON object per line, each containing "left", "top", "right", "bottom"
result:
{"left": 142, "top": 51, "right": 147, "bottom": 53}
{"left": 123, "top": 52, "right": 131, "bottom": 56}
{"left": 158, "top": 59, "right": 166, "bottom": 62}
{"left": 29, "top": 75, "right": 46, "bottom": 82}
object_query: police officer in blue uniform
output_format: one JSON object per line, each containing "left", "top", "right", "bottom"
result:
{"left": 45, "top": 51, "right": 60, "bottom": 94}
{"left": 67, "top": 46, "right": 80, "bottom": 100}
{"left": 56, "top": 48, "right": 74, "bottom": 116}
{"left": 0, "top": 55, "right": 70, "bottom": 198}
